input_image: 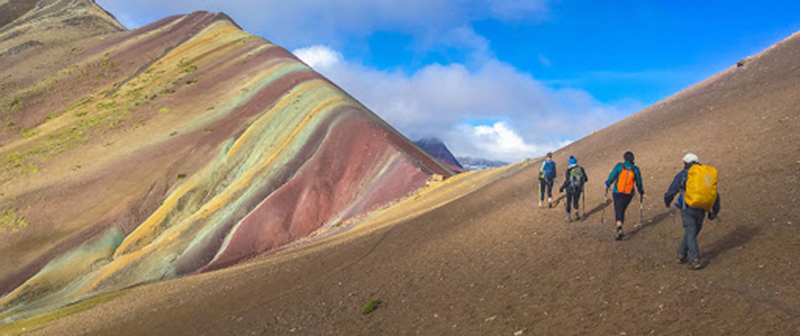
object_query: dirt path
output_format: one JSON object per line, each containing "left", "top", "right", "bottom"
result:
{"left": 14, "top": 11, "right": 800, "bottom": 336}
{"left": 29, "top": 160, "right": 799, "bottom": 335}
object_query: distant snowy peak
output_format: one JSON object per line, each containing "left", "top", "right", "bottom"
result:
{"left": 414, "top": 137, "right": 467, "bottom": 173}
{"left": 457, "top": 156, "right": 509, "bottom": 171}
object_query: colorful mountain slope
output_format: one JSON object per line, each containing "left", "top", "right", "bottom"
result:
{"left": 414, "top": 137, "right": 466, "bottom": 173}
{"left": 0, "top": 1, "right": 452, "bottom": 322}
{"left": 16, "top": 27, "right": 800, "bottom": 336}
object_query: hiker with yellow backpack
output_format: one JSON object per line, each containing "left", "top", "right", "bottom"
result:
{"left": 664, "top": 153, "right": 721, "bottom": 270}
{"left": 605, "top": 151, "right": 644, "bottom": 240}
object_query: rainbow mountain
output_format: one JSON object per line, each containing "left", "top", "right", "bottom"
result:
{"left": 0, "top": 0, "right": 453, "bottom": 321}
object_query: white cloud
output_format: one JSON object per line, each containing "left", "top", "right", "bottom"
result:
{"left": 293, "top": 45, "right": 343, "bottom": 68}
{"left": 466, "top": 122, "right": 538, "bottom": 161}
{"left": 294, "top": 45, "right": 643, "bottom": 163}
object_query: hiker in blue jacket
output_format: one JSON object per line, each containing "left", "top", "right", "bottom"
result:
{"left": 664, "top": 153, "right": 721, "bottom": 270}
{"left": 559, "top": 155, "right": 588, "bottom": 222}
{"left": 539, "top": 152, "right": 557, "bottom": 208}
{"left": 605, "top": 151, "right": 644, "bottom": 240}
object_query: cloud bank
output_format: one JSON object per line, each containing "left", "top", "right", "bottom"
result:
{"left": 294, "top": 45, "right": 642, "bottom": 162}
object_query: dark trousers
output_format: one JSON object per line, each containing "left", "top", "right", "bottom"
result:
{"left": 565, "top": 190, "right": 582, "bottom": 213}
{"left": 613, "top": 192, "right": 634, "bottom": 223}
{"left": 539, "top": 178, "right": 553, "bottom": 201}
{"left": 679, "top": 207, "right": 705, "bottom": 261}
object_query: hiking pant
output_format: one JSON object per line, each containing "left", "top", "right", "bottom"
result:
{"left": 539, "top": 178, "right": 553, "bottom": 201}
{"left": 565, "top": 190, "right": 582, "bottom": 213}
{"left": 613, "top": 192, "right": 634, "bottom": 223}
{"left": 678, "top": 207, "right": 705, "bottom": 261}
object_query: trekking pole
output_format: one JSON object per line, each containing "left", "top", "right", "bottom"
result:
{"left": 601, "top": 186, "right": 609, "bottom": 225}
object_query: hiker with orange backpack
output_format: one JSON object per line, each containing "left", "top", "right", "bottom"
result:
{"left": 538, "top": 152, "right": 557, "bottom": 208}
{"left": 605, "top": 151, "right": 644, "bottom": 240}
{"left": 664, "top": 153, "right": 721, "bottom": 270}
{"left": 559, "top": 155, "right": 588, "bottom": 222}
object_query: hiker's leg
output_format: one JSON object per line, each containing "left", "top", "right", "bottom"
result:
{"left": 682, "top": 208, "right": 702, "bottom": 261}
{"left": 678, "top": 232, "right": 689, "bottom": 257}
{"left": 694, "top": 209, "right": 705, "bottom": 258}
{"left": 573, "top": 190, "right": 581, "bottom": 211}
{"left": 678, "top": 208, "right": 690, "bottom": 257}
{"left": 539, "top": 179, "right": 546, "bottom": 201}
{"left": 613, "top": 193, "right": 625, "bottom": 225}
{"left": 621, "top": 194, "right": 633, "bottom": 223}
{"left": 565, "top": 192, "right": 573, "bottom": 213}
{"left": 546, "top": 179, "right": 554, "bottom": 199}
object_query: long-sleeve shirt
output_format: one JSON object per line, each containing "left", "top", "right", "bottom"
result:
{"left": 606, "top": 161, "right": 644, "bottom": 196}
{"left": 664, "top": 163, "right": 721, "bottom": 214}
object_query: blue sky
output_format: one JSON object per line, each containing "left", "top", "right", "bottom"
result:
{"left": 97, "top": 1, "right": 800, "bottom": 162}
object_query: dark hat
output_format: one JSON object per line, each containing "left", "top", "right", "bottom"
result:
{"left": 623, "top": 151, "right": 634, "bottom": 163}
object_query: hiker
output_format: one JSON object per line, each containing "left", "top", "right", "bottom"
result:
{"left": 538, "top": 152, "right": 557, "bottom": 208}
{"left": 664, "top": 153, "right": 721, "bottom": 270}
{"left": 605, "top": 151, "right": 644, "bottom": 240}
{"left": 559, "top": 155, "right": 588, "bottom": 222}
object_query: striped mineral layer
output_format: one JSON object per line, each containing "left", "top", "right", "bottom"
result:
{"left": 0, "top": 1, "right": 452, "bottom": 321}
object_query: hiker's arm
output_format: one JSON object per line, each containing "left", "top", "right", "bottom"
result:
{"left": 605, "top": 164, "right": 620, "bottom": 187}
{"left": 712, "top": 194, "right": 721, "bottom": 215}
{"left": 663, "top": 171, "right": 684, "bottom": 207}
{"left": 559, "top": 167, "right": 570, "bottom": 192}
{"left": 635, "top": 167, "right": 645, "bottom": 195}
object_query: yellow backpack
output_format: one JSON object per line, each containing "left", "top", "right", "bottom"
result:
{"left": 685, "top": 164, "right": 718, "bottom": 211}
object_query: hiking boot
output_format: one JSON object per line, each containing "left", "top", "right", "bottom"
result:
{"left": 538, "top": 201, "right": 543, "bottom": 208}
{"left": 615, "top": 227, "right": 623, "bottom": 240}
{"left": 575, "top": 211, "right": 581, "bottom": 221}
{"left": 687, "top": 259, "right": 703, "bottom": 270}
{"left": 566, "top": 213, "right": 571, "bottom": 223}
{"left": 548, "top": 198, "right": 553, "bottom": 208}
{"left": 676, "top": 254, "right": 688, "bottom": 264}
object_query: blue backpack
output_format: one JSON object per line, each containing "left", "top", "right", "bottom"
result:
{"left": 541, "top": 160, "right": 556, "bottom": 179}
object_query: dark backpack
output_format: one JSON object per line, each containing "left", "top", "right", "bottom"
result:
{"left": 541, "top": 160, "right": 556, "bottom": 179}
{"left": 568, "top": 166, "right": 585, "bottom": 191}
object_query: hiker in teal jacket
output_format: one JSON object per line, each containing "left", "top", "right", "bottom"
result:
{"left": 605, "top": 151, "right": 644, "bottom": 240}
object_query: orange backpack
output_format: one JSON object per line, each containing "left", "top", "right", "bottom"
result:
{"left": 617, "top": 167, "right": 635, "bottom": 194}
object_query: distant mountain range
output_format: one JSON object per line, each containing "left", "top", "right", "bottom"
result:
{"left": 456, "top": 156, "right": 509, "bottom": 171}
{"left": 413, "top": 137, "right": 509, "bottom": 172}
{"left": 414, "top": 137, "right": 467, "bottom": 173}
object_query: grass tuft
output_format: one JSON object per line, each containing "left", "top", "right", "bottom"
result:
{"left": 362, "top": 300, "right": 382, "bottom": 315}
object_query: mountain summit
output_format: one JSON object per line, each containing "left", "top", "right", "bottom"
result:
{"left": 414, "top": 137, "right": 466, "bottom": 173}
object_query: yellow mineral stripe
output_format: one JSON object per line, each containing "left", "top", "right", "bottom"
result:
{"left": 197, "top": 95, "right": 350, "bottom": 219}
{"left": 226, "top": 79, "right": 327, "bottom": 158}
{"left": 78, "top": 96, "right": 351, "bottom": 296}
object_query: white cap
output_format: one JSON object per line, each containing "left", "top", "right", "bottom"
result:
{"left": 683, "top": 153, "right": 698, "bottom": 163}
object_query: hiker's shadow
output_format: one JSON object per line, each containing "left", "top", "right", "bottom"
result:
{"left": 704, "top": 225, "right": 760, "bottom": 262}
{"left": 553, "top": 195, "right": 566, "bottom": 207}
{"left": 625, "top": 210, "right": 673, "bottom": 238}
{"left": 581, "top": 199, "right": 610, "bottom": 220}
